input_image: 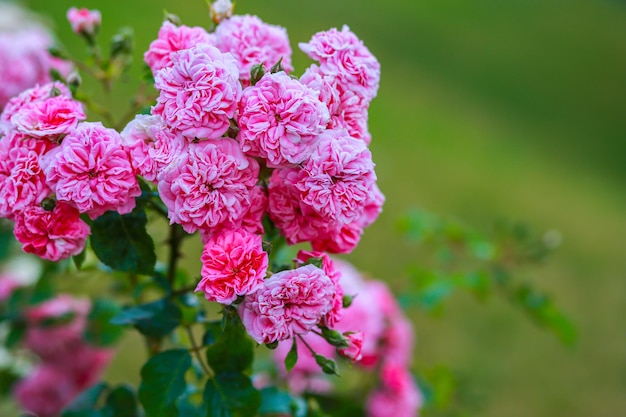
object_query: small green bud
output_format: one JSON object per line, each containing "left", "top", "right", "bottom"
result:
{"left": 265, "top": 341, "right": 279, "bottom": 350}
{"left": 321, "top": 327, "right": 349, "bottom": 348}
{"left": 342, "top": 294, "right": 356, "bottom": 309}
{"left": 314, "top": 354, "right": 339, "bottom": 376}
{"left": 41, "top": 198, "right": 57, "bottom": 212}
{"left": 270, "top": 57, "right": 285, "bottom": 74}
{"left": 250, "top": 63, "right": 266, "bottom": 86}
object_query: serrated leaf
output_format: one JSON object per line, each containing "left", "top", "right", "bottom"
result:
{"left": 90, "top": 207, "right": 156, "bottom": 275}
{"left": 111, "top": 299, "right": 182, "bottom": 338}
{"left": 138, "top": 349, "right": 191, "bottom": 417}
{"left": 205, "top": 316, "right": 253, "bottom": 374}
{"left": 203, "top": 372, "right": 261, "bottom": 417}
{"left": 284, "top": 339, "right": 298, "bottom": 372}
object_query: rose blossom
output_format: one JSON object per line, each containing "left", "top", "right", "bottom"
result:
{"left": 0, "top": 131, "right": 55, "bottom": 220}
{"left": 144, "top": 21, "right": 215, "bottom": 74}
{"left": 66, "top": 7, "right": 101, "bottom": 36}
{"left": 237, "top": 71, "right": 330, "bottom": 167}
{"left": 13, "top": 365, "right": 81, "bottom": 417}
{"left": 11, "top": 94, "right": 85, "bottom": 139}
{"left": 196, "top": 229, "right": 268, "bottom": 304}
{"left": 158, "top": 138, "right": 259, "bottom": 233}
{"left": 267, "top": 167, "right": 334, "bottom": 245}
{"left": 1, "top": 82, "right": 71, "bottom": 131}
{"left": 239, "top": 265, "right": 335, "bottom": 344}
{"left": 366, "top": 364, "right": 423, "bottom": 417}
{"left": 299, "top": 25, "right": 380, "bottom": 103}
{"left": 295, "top": 129, "right": 376, "bottom": 224}
{"left": 338, "top": 331, "right": 364, "bottom": 362}
{"left": 41, "top": 122, "right": 141, "bottom": 219}
{"left": 213, "top": 14, "right": 293, "bottom": 83}
{"left": 120, "top": 114, "right": 187, "bottom": 181}
{"left": 153, "top": 43, "right": 241, "bottom": 139}
{"left": 13, "top": 202, "right": 90, "bottom": 262}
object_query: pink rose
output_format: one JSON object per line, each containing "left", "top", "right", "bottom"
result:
{"left": 153, "top": 43, "right": 241, "bottom": 139}
{"left": 366, "top": 364, "right": 423, "bottom": 417}
{"left": 11, "top": 94, "right": 85, "bottom": 139}
{"left": 157, "top": 138, "right": 259, "bottom": 233}
{"left": 196, "top": 229, "right": 268, "bottom": 304}
{"left": 120, "top": 114, "right": 187, "bottom": 182}
{"left": 311, "top": 220, "right": 363, "bottom": 254}
{"left": 144, "top": 21, "right": 215, "bottom": 74}
{"left": 41, "top": 122, "right": 141, "bottom": 219}
{"left": 1, "top": 82, "right": 71, "bottom": 131}
{"left": 238, "top": 71, "right": 329, "bottom": 167}
{"left": 239, "top": 265, "right": 335, "bottom": 344}
{"left": 13, "top": 365, "right": 81, "bottom": 417}
{"left": 214, "top": 15, "right": 293, "bottom": 83}
{"left": 14, "top": 202, "right": 90, "bottom": 262}
{"left": 0, "top": 131, "right": 55, "bottom": 220}
{"left": 66, "top": 7, "right": 101, "bottom": 36}
{"left": 338, "top": 331, "right": 364, "bottom": 362}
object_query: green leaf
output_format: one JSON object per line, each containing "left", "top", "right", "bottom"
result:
{"left": 284, "top": 339, "right": 298, "bottom": 372}
{"left": 5, "top": 320, "right": 26, "bottom": 349}
{"left": 85, "top": 299, "right": 124, "bottom": 347}
{"left": 0, "top": 368, "right": 20, "bottom": 396}
{"left": 111, "top": 299, "right": 182, "bottom": 338}
{"left": 103, "top": 385, "right": 138, "bottom": 417}
{"left": 0, "top": 220, "right": 14, "bottom": 261}
{"left": 90, "top": 206, "right": 156, "bottom": 275}
{"left": 258, "top": 387, "right": 296, "bottom": 416}
{"left": 138, "top": 349, "right": 191, "bottom": 417}
{"left": 205, "top": 316, "right": 253, "bottom": 374}
{"left": 73, "top": 247, "right": 87, "bottom": 270}
{"left": 204, "top": 372, "right": 261, "bottom": 417}
{"left": 61, "top": 382, "right": 109, "bottom": 417}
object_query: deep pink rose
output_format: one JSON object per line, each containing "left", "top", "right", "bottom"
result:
{"left": 214, "top": 14, "right": 293, "bottom": 83}
{"left": 239, "top": 265, "right": 335, "bottom": 344}
{"left": 1, "top": 82, "right": 71, "bottom": 131}
{"left": 157, "top": 138, "right": 259, "bottom": 233}
{"left": 11, "top": 94, "right": 85, "bottom": 139}
{"left": 144, "top": 21, "right": 214, "bottom": 74}
{"left": 153, "top": 43, "right": 241, "bottom": 139}
{"left": 41, "top": 122, "right": 141, "bottom": 219}
{"left": 237, "top": 71, "right": 329, "bottom": 167}
{"left": 196, "top": 229, "right": 268, "bottom": 304}
{"left": 66, "top": 7, "right": 101, "bottom": 36}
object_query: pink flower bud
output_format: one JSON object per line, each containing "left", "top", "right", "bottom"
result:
{"left": 66, "top": 7, "right": 101, "bottom": 36}
{"left": 338, "top": 331, "right": 364, "bottom": 362}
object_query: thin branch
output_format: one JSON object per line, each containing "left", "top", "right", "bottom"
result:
{"left": 185, "top": 325, "right": 214, "bottom": 377}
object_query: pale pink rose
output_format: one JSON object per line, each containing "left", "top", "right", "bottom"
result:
{"left": 214, "top": 15, "right": 293, "bottom": 83}
{"left": 0, "top": 28, "right": 71, "bottom": 109}
{"left": 23, "top": 295, "right": 90, "bottom": 361}
{"left": 239, "top": 265, "right": 335, "bottom": 344}
{"left": 41, "top": 122, "right": 141, "bottom": 219}
{"left": 237, "top": 71, "right": 329, "bottom": 167}
{"left": 296, "top": 250, "right": 343, "bottom": 328}
{"left": 0, "top": 131, "right": 55, "bottom": 220}
{"left": 120, "top": 114, "right": 188, "bottom": 181}
{"left": 366, "top": 364, "right": 423, "bottom": 417}
{"left": 299, "top": 25, "right": 380, "bottom": 103}
{"left": 295, "top": 129, "right": 376, "bottom": 224}
{"left": 267, "top": 167, "right": 335, "bottom": 245}
{"left": 11, "top": 94, "right": 85, "bottom": 139}
{"left": 196, "top": 229, "right": 268, "bottom": 304}
{"left": 153, "top": 43, "right": 241, "bottom": 139}
{"left": 13, "top": 365, "right": 81, "bottom": 417}
{"left": 338, "top": 331, "right": 364, "bottom": 362}
{"left": 66, "top": 8, "right": 101, "bottom": 36}
{"left": 1, "top": 82, "right": 71, "bottom": 131}
{"left": 144, "top": 21, "right": 214, "bottom": 74}
{"left": 157, "top": 138, "right": 259, "bottom": 233}
{"left": 13, "top": 202, "right": 90, "bottom": 262}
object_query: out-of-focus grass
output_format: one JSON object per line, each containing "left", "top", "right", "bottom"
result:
{"left": 21, "top": 0, "right": 626, "bottom": 415}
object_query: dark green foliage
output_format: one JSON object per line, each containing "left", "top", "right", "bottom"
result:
{"left": 90, "top": 206, "right": 156, "bottom": 275}
{"left": 203, "top": 372, "right": 261, "bottom": 417}
{"left": 103, "top": 385, "right": 139, "bottom": 417}
{"left": 110, "top": 298, "right": 182, "bottom": 338}
{"left": 205, "top": 315, "right": 253, "bottom": 374}
{"left": 62, "top": 382, "right": 109, "bottom": 417}
{"left": 85, "top": 299, "right": 124, "bottom": 346}
{"left": 138, "top": 349, "right": 192, "bottom": 417}
{"left": 258, "top": 387, "right": 306, "bottom": 417}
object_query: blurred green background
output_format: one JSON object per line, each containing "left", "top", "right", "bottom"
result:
{"left": 19, "top": 0, "right": 626, "bottom": 415}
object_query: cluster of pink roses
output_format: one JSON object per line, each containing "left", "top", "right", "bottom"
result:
{"left": 0, "top": 275, "right": 112, "bottom": 417}
{"left": 0, "top": 81, "right": 142, "bottom": 261}
{"left": 272, "top": 260, "right": 422, "bottom": 417}
{"left": 0, "top": 3, "right": 71, "bottom": 109}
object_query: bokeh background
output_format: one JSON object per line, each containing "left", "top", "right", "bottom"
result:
{"left": 15, "top": 0, "right": 626, "bottom": 415}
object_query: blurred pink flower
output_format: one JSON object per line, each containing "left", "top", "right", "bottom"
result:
{"left": 153, "top": 43, "right": 241, "bottom": 139}
{"left": 14, "top": 365, "right": 81, "bottom": 417}
{"left": 196, "top": 229, "right": 268, "bottom": 304}
{"left": 41, "top": 122, "right": 141, "bottom": 219}
{"left": 144, "top": 21, "right": 214, "bottom": 74}
{"left": 237, "top": 71, "right": 329, "bottom": 167}
{"left": 14, "top": 202, "right": 90, "bottom": 261}
{"left": 239, "top": 265, "right": 335, "bottom": 344}
{"left": 366, "top": 363, "right": 423, "bottom": 417}
{"left": 214, "top": 15, "right": 293, "bottom": 83}
{"left": 66, "top": 7, "right": 101, "bottom": 36}
{"left": 157, "top": 138, "right": 259, "bottom": 233}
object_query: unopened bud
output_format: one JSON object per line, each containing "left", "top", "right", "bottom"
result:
{"left": 67, "top": 7, "right": 101, "bottom": 37}
{"left": 210, "top": 0, "right": 233, "bottom": 24}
